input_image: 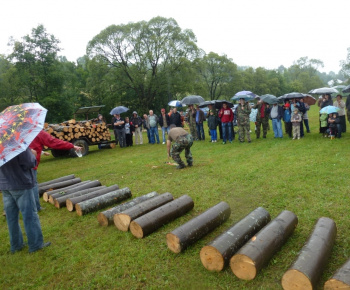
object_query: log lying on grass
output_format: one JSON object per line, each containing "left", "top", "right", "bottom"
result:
{"left": 97, "top": 192, "right": 159, "bottom": 226}
{"left": 130, "top": 195, "right": 194, "bottom": 239}
{"left": 75, "top": 187, "right": 131, "bottom": 216}
{"left": 324, "top": 257, "right": 350, "bottom": 289}
{"left": 200, "top": 207, "right": 271, "bottom": 271}
{"left": 99, "top": 143, "right": 116, "bottom": 149}
{"left": 48, "top": 180, "right": 102, "bottom": 204}
{"left": 230, "top": 210, "right": 298, "bottom": 280}
{"left": 42, "top": 179, "right": 87, "bottom": 202}
{"left": 38, "top": 174, "right": 75, "bottom": 189}
{"left": 281, "top": 217, "right": 337, "bottom": 290}
{"left": 167, "top": 201, "right": 231, "bottom": 254}
{"left": 114, "top": 192, "right": 174, "bottom": 231}
{"left": 40, "top": 177, "right": 82, "bottom": 197}
{"left": 54, "top": 186, "right": 107, "bottom": 208}
{"left": 66, "top": 184, "right": 120, "bottom": 211}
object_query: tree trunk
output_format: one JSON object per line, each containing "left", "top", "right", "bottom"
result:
{"left": 48, "top": 180, "right": 102, "bottom": 204}
{"left": 39, "top": 178, "right": 82, "bottom": 197}
{"left": 66, "top": 184, "right": 120, "bottom": 211}
{"left": 75, "top": 187, "right": 131, "bottom": 216}
{"left": 129, "top": 195, "right": 194, "bottom": 239}
{"left": 38, "top": 174, "right": 75, "bottom": 188}
{"left": 200, "top": 207, "right": 271, "bottom": 271}
{"left": 324, "top": 257, "right": 350, "bottom": 289}
{"left": 42, "top": 179, "right": 85, "bottom": 202}
{"left": 166, "top": 201, "right": 231, "bottom": 254}
{"left": 97, "top": 191, "right": 159, "bottom": 226}
{"left": 230, "top": 210, "right": 298, "bottom": 280}
{"left": 114, "top": 192, "right": 174, "bottom": 231}
{"left": 282, "top": 217, "right": 337, "bottom": 290}
{"left": 54, "top": 186, "right": 107, "bottom": 208}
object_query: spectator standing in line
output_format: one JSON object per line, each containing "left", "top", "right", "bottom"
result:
{"left": 345, "top": 94, "right": 350, "bottom": 124}
{"left": 291, "top": 108, "right": 302, "bottom": 140}
{"left": 254, "top": 99, "right": 270, "bottom": 139}
{"left": 270, "top": 102, "right": 284, "bottom": 138}
{"left": 113, "top": 114, "right": 126, "bottom": 147}
{"left": 169, "top": 107, "right": 182, "bottom": 127}
{"left": 283, "top": 102, "right": 292, "bottom": 138}
{"left": 186, "top": 104, "right": 198, "bottom": 140}
{"left": 195, "top": 105, "right": 205, "bottom": 141}
{"left": 207, "top": 110, "right": 219, "bottom": 142}
{"left": 143, "top": 114, "right": 151, "bottom": 143}
{"left": 218, "top": 102, "right": 234, "bottom": 144}
{"left": 124, "top": 117, "right": 134, "bottom": 147}
{"left": 300, "top": 98, "right": 311, "bottom": 133}
{"left": 236, "top": 98, "right": 252, "bottom": 143}
{"left": 130, "top": 111, "right": 143, "bottom": 145}
{"left": 148, "top": 110, "right": 160, "bottom": 144}
{"left": 334, "top": 95, "right": 346, "bottom": 133}
{"left": 159, "top": 108, "right": 170, "bottom": 144}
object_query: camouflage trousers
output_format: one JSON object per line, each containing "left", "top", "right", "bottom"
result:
{"left": 171, "top": 134, "right": 193, "bottom": 166}
{"left": 256, "top": 117, "right": 269, "bottom": 138}
{"left": 238, "top": 123, "right": 251, "bottom": 142}
{"left": 188, "top": 121, "right": 198, "bottom": 140}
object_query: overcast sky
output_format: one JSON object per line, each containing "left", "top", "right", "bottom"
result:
{"left": 1, "top": 0, "right": 348, "bottom": 73}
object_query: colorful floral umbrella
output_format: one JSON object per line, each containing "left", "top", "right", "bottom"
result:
{"left": 0, "top": 103, "right": 47, "bottom": 167}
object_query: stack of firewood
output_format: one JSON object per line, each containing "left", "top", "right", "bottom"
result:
{"left": 44, "top": 119, "right": 111, "bottom": 143}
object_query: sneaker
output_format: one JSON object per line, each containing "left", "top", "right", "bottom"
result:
{"left": 187, "top": 163, "right": 193, "bottom": 167}
{"left": 298, "top": 137, "right": 300, "bottom": 139}
{"left": 30, "top": 242, "right": 51, "bottom": 253}
{"left": 293, "top": 137, "right": 296, "bottom": 140}
{"left": 222, "top": 141, "right": 226, "bottom": 144}
{"left": 176, "top": 165, "right": 185, "bottom": 169}
{"left": 162, "top": 142, "right": 165, "bottom": 145}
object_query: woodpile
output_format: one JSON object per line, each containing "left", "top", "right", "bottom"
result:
{"left": 44, "top": 119, "right": 111, "bottom": 143}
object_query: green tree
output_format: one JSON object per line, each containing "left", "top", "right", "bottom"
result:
{"left": 340, "top": 47, "right": 350, "bottom": 82}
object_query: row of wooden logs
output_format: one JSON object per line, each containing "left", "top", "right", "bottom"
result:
{"left": 39, "top": 175, "right": 349, "bottom": 289}
{"left": 43, "top": 119, "right": 111, "bottom": 143}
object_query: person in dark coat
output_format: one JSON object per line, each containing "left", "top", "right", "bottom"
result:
{"left": 169, "top": 107, "right": 182, "bottom": 127}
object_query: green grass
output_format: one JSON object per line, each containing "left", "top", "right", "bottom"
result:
{"left": 1, "top": 105, "right": 350, "bottom": 289}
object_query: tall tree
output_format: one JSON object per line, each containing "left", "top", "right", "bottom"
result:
{"left": 340, "top": 47, "right": 350, "bottom": 82}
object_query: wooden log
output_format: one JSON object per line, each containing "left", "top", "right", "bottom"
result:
{"left": 54, "top": 186, "right": 106, "bottom": 208}
{"left": 281, "top": 217, "right": 337, "bottom": 290}
{"left": 66, "top": 185, "right": 120, "bottom": 211}
{"left": 129, "top": 195, "right": 194, "bottom": 239}
{"left": 48, "top": 180, "right": 102, "bottom": 204}
{"left": 97, "top": 192, "right": 159, "bottom": 227}
{"left": 324, "top": 257, "right": 350, "bottom": 289}
{"left": 75, "top": 187, "right": 131, "bottom": 216}
{"left": 114, "top": 192, "right": 174, "bottom": 231}
{"left": 99, "top": 143, "right": 116, "bottom": 149}
{"left": 38, "top": 174, "right": 75, "bottom": 188}
{"left": 167, "top": 201, "right": 231, "bottom": 254}
{"left": 200, "top": 207, "right": 271, "bottom": 271}
{"left": 41, "top": 178, "right": 82, "bottom": 201}
{"left": 230, "top": 210, "right": 298, "bottom": 280}
{"left": 42, "top": 180, "right": 90, "bottom": 202}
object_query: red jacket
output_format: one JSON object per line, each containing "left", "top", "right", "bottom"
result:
{"left": 29, "top": 130, "right": 74, "bottom": 170}
{"left": 218, "top": 108, "right": 234, "bottom": 123}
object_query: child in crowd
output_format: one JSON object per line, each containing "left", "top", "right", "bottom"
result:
{"left": 328, "top": 113, "right": 339, "bottom": 140}
{"left": 320, "top": 113, "right": 329, "bottom": 137}
{"left": 283, "top": 102, "right": 292, "bottom": 138}
{"left": 207, "top": 110, "right": 219, "bottom": 142}
{"left": 291, "top": 108, "right": 301, "bottom": 139}
{"left": 124, "top": 117, "right": 134, "bottom": 147}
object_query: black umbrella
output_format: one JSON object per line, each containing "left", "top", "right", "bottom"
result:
{"left": 309, "top": 87, "right": 338, "bottom": 95}
{"left": 280, "top": 92, "right": 305, "bottom": 99}
{"left": 198, "top": 101, "right": 214, "bottom": 108}
{"left": 342, "top": 85, "right": 350, "bottom": 93}
{"left": 212, "top": 100, "right": 234, "bottom": 109}
{"left": 181, "top": 95, "right": 205, "bottom": 105}
{"left": 260, "top": 94, "right": 279, "bottom": 104}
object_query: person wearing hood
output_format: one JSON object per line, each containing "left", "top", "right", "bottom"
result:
{"left": 328, "top": 112, "right": 341, "bottom": 139}
{"left": 130, "top": 111, "right": 143, "bottom": 145}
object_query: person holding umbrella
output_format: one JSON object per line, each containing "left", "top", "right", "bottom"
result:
{"left": 218, "top": 102, "right": 234, "bottom": 144}
{"left": 270, "top": 101, "right": 284, "bottom": 138}
{"left": 236, "top": 98, "right": 252, "bottom": 143}
{"left": 333, "top": 95, "right": 346, "bottom": 133}
{"left": 186, "top": 104, "right": 198, "bottom": 140}
{"left": 112, "top": 114, "right": 126, "bottom": 148}
{"left": 253, "top": 99, "right": 270, "bottom": 139}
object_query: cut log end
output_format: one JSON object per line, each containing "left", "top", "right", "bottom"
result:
{"left": 281, "top": 269, "right": 312, "bottom": 290}
{"left": 75, "top": 204, "right": 83, "bottom": 216}
{"left": 66, "top": 200, "right": 74, "bottom": 212}
{"left": 200, "top": 246, "right": 225, "bottom": 272}
{"left": 324, "top": 278, "right": 350, "bottom": 290}
{"left": 97, "top": 213, "right": 109, "bottom": 227}
{"left": 114, "top": 214, "right": 132, "bottom": 232}
{"left": 54, "top": 200, "right": 60, "bottom": 209}
{"left": 166, "top": 233, "right": 181, "bottom": 254}
{"left": 48, "top": 196, "right": 55, "bottom": 205}
{"left": 230, "top": 254, "right": 257, "bottom": 281}
{"left": 129, "top": 221, "right": 144, "bottom": 239}
{"left": 42, "top": 192, "right": 49, "bottom": 202}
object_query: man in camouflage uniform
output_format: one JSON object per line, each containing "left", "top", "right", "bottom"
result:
{"left": 167, "top": 125, "right": 193, "bottom": 169}
{"left": 186, "top": 104, "right": 198, "bottom": 140}
{"left": 254, "top": 99, "right": 270, "bottom": 138}
{"left": 236, "top": 98, "right": 252, "bottom": 143}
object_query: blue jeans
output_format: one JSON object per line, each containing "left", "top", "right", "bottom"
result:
{"left": 149, "top": 127, "right": 160, "bottom": 144}
{"left": 210, "top": 129, "right": 217, "bottom": 141}
{"left": 161, "top": 126, "right": 169, "bottom": 143}
{"left": 196, "top": 123, "right": 205, "bottom": 140}
{"left": 32, "top": 169, "right": 41, "bottom": 211}
{"left": 222, "top": 122, "right": 232, "bottom": 142}
{"left": 2, "top": 188, "right": 44, "bottom": 253}
{"left": 272, "top": 119, "right": 283, "bottom": 138}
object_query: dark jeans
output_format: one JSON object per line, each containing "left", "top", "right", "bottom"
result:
{"left": 115, "top": 128, "right": 126, "bottom": 147}
{"left": 196, "top": 123, "right": 205, "bottom": 140}
{"left": 303, "top": 119, "right": 310, "bottom": 132}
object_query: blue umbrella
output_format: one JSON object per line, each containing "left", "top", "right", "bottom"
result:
{"left": 319, "top": 106, "right": 340, "bottom": 114}
{"left": 168, "top": 100, "right": 184, "bottom": 107}
{"left": 231, "top": 90, "right": 256, "bottom": 101}
{"left": 110, "top": 106, "right": 129, "bottom": 115}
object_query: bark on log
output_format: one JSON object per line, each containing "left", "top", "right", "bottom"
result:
{"left": 48, "top": 180, "right": 102, "bottom": 204}
{"left": 54, "top": 186, "right": 106, "bottom": 208}
{"left": 281, "top": 217, "right": 337, "bottom": 290}
{"left": 200, "top": 207, "right": 271, "bottom": 271}
{"left": 129, "top": 195, "right": 194, "bottom": 239}
{"left": 66, "top": 185, "right": 120, "bottom": 211}
{"left": 324, "top": 257, "right": 350, "bottom": 289}
{"left": 97, "top": 192, "right": 159, "bottom": 226}
{"left": 42, "top": 179, "right": 85, "bottom": 201}
{"left": 230, "top": 210, "right": 298, "bottom": 280}
{"left": 99, "top": 143, "right": 116, "bottom": 149}
{"left": 114, "top": 192, "right": 174, "bottom": 231}
{"left": 75, "top": 187, "right": 131, "bottom": 216}
{"left": 166, "top": 201, "right": 231, "bottom": 254}
{"left": 38, "top": 174, "right": 75, "bottom": 188}
{"left": 39, "top": 178, "right": 82, "bottom": 196}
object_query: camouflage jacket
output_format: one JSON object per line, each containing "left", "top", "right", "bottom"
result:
{"left": 236, "top": 103, "right": 251, "bottom": 126}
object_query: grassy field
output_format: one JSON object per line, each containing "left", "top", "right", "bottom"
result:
{"left": 1, "top": 104, "right": 350, "bottom": 289}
